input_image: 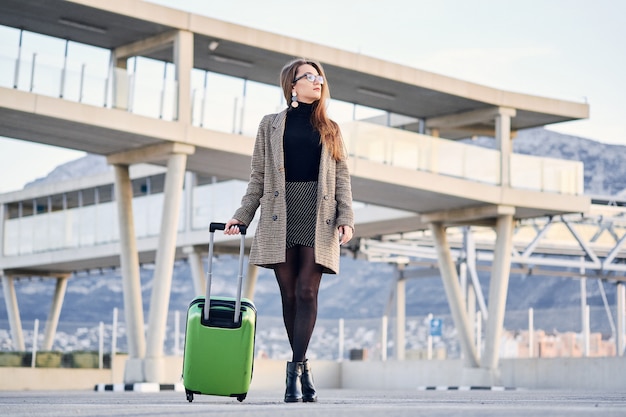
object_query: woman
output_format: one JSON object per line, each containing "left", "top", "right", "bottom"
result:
{"left": 224, "top": 58, "right": 355, "bottom": 403}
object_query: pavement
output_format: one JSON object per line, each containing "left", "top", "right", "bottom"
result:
{"left": 1, "top": 388, "right": 625, "bottom": 417}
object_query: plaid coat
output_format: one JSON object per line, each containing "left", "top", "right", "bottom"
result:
{"left": 232, "top": 109, "right": 354, "bottom": 274}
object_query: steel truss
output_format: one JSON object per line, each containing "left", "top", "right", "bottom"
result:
{"left": 360, "top": 206, "right": 626, "bottom": 282}
{"left": 360, "top": 204, "right": 626, "bottom": 360}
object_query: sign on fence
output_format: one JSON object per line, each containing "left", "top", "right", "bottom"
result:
{"left": 429, "top": 318, "right": 442, "bottom": 337}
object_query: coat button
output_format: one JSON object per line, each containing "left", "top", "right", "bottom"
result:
{"left": 273, "top": 215, "right": 278, "bottom": 221}
{"left": 326, "top": 219, "right": 331, "bottom": 225}
{"left": 274, "top": 191, "right": 279, "bottom": 197}
{"left": 323, "top": 195, "right": 328, "bottom": 200}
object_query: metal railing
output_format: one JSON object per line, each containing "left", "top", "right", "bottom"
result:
{"left": 1, "top": 305, "right": 619, "bottom": 362}
{"left": 342, "top": 121, "right": 584, "bottom": 195}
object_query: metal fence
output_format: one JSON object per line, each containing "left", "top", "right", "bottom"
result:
{"left": 1, "top": 305, "right": 620, "bottom": 366}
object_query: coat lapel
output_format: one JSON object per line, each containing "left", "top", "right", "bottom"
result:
{"left": 270, "top": 110, "right": 287, "bottom": 174}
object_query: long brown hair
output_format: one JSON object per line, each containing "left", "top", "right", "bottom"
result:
{"left": 280, "top": 58, "right": 345, "bottom": 161}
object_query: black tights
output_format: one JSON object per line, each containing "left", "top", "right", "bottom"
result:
{"left": 274, "top": 245, "right": 323, "bottom": 363}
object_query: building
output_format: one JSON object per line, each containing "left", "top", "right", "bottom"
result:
{"left": 1, "top": 0, "right": 624, "bottom": 390}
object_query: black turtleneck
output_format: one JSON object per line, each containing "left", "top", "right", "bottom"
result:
{"left": 283, "top": 102, "right": 322, "bottom": 182}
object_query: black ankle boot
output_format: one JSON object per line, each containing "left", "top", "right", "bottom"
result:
{"left": 301, "top": 359, "right": 318, "bottom": 402}
{"left": 284, "top": 361, "right": 303, "bottom": 403}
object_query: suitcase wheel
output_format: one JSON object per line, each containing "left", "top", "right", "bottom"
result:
{"left": 237, "top": 393, "right": 246, "bottom": 402}
{"left": 186, "top": 390, "right": 194, "bottom": 402}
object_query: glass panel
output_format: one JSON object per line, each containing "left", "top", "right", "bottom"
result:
{"left": 192, "top": 185, "right": 212, "bottom": 230}
{"left": 32, "top": 214, "right": 49, "bottom": 252}
{"left": 0, "top": 26, "right": 19, "bottom": 79}
{"left": 132, "top": 196, "right": 150, "bottom": 238}
{"left": 191, "top": 87, "right": 202, "bottom": 126}
{"left": 4, "top": 219, "right": 20, "bottom": 256}
{"left": 131, "top": 77, "right": 165, "bottom": 119}
{"left": 95, "top": 202, "right": 118, "bottom": 244}
{"left": 145, "top": 194, "right": 164, "bottom": 237}
{"left": 16, "top": 32, "right": 64, "bottom": 93}
{"left": 353, "top": 104, "right": 386, "bottom": 122}
{"left": 435, "top": 140, "right": 465, "bottom": 177}
{"left": 389, "top": 132, "right": 421, "bottom": 170}
{"left": 61, "top": 62, "right": 83, "bottom": 101}
{"left": 328, "top": 99, "right": 355, "bottom": 123}
{"left": 67, "top": 208, "right": 80, "bottom": 249}
{"left": 464, "top": 145, "right": 500, "bottom": 184}
{"left": 340, "top": 119, "right": 588, "bottom": 191}
{"left": 78, "top": 206, "right": 97, "bottom": 247}
{"left": 213, "top": 181, "right": 247, "bottom": 224}
{"left": 61, "top": 63, "right": 108, "bottom": 107}
{"left": 18, "top": 217, "right": 34, "bottom": 254}
{"left": 240, "top": 81, "right": 283, "bottom": 137}
{"left": 66, "top": 42, "right": 109, "bottom": 107}
{"left": 196, "top": 72, "right": 244, "bottom": 133}
{"left": 128, "top": 57, "right": 178, "bottom": 120}
{"left": 39, "top": 63, "right": 63, "bottom": 98}
{"left": 162, "top": 78, "right": 179, "bottom": 121}
{"left": 112, "top": 68, "right": 130, "bottom": 110}
{"left": 0, "top": 54, "right": 15, "bottom": 89}
{"left": 511, "top": 154, "right": 542, "bottom": 190}
{"left": 341, "top": 121, "right": 501, "bottom": 184}
{"left": 511, "top": 154, "right": 583, "bottom": 195}
{"left": 191, "top": 180, "right": 249, "bottom": 230}
{"left": 78, "top": 71, "right": 108, "bottom": 107}
{"left": 47, "top": 210, "right": 69, "bottom": 250}
{"left": 178, "top": 194, "right": 186, "bottom": 232}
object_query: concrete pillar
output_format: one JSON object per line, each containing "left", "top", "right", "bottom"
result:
{"left": 475, "top": 310, "right": 482, "bottom": 360}
{"left": 42, "top": 275, "right": 69, "bottom": 350}
{"left": 395, "top": 265, "right": 406, "bottom": 361}
{"left": 0, "top": 203, "right": 6, "bottom": 258}
{"left": 494, "top": 107, "right": 516, "bottom": 187}
{"left": 481, "top": 214, "right": 514, "bottom": 371}
{"left": 113, "top": 164, "right": 146, "bottom": 382}
{"left": 583, "top": 305, "right": 591, "bottom": 358}
{"left": 463, "top": 264, "right": 477, "bottom": 348}
{"left": 580, "top": 269, "right": 590, "bottom": 357}
{"left": 580, "top": 275, "right": 587, "bottom": 333}
{"left": 617, "top": 282, "right": 625, "bottom": 356}
{"left": 1, "top": 275, "right": 25, "bottom": 350}
{"left": 184, "top": 246, "right": 206, "bottom": 296}
{"left": 459, "top": 261, "right": 467, "bottom": 301}
{"left": 243, "top": 263, "right": 258, "bottom": 301}
{"left": 144, "top": 152, "right": 188, "bottom": 383}
{"left": 528, "top": 307, "right": 534, "bottom": 358}
{"left": 381, "top": 315, "right": 388, "bottom": 361}
{"left": 463, "top": 227, "right": 488, "bottom": 319}
{"left": 429, "top": 222, "right": 479, "bottom": 367}
{"left": 173, "top": 30, "right": 193, "bottom": 124}
{"left": 183, "top": 172, "right": 196, "bottom": 233}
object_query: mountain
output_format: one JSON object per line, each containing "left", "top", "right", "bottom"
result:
{"left": 25, "top": 154, "right": 111, "bottom": 188}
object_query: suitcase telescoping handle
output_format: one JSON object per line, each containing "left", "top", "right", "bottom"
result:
{"left": 205, "top": 222, "right": 248, "bottom": 323}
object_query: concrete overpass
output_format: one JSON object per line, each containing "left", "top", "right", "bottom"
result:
{"left": 0, "top": 0, "right": 604, "bottom": 387}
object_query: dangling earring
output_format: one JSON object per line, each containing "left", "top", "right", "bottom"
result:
{"left": 291, "top": 91, "right": 299, "bottom": 108}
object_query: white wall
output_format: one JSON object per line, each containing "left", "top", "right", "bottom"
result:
{"left": 2, "top": 357, "right": 625, "bottom": 392}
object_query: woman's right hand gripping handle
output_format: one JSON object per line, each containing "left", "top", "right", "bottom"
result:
{"left": 224, "top": 218, "right": 246, "bottom": 235}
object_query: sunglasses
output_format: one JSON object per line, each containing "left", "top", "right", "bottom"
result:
{"left": 293, "top": 72, "right": 324, "bottom": 84}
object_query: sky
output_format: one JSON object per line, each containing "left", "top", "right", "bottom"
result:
{"left": 1, "top": 0, "right": 625, "bottom": 193}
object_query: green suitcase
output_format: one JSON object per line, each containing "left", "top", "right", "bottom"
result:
{"left": 182, "top": 223, "right": 256, "bottom": 402}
